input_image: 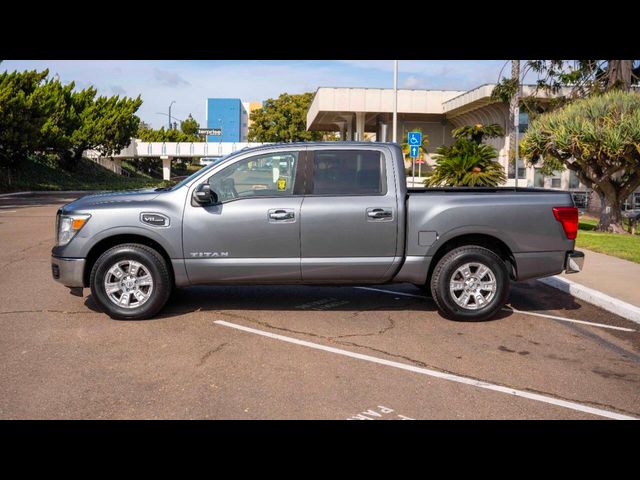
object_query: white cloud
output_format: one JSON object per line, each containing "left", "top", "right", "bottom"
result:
{"left": 403, "top": 75, "right": 422, "bottom": 88}
{"left": 153, "top": 68, "right": 190, "bottom": 87}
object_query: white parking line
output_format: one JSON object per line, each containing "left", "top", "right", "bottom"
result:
{"left": 0, "top": 210, "right": 17, "bottom": 213}
{"left": 353, "top": 286, "right": 636, "bottom": 332}
{"left": 354, "top": 286, "right": 426, "bottom": 298}
{"left": 214, "top": 320, "right": 636, "bottom": 420}
{"left": 503, "top": 307, "right": 636, "bottom": 332}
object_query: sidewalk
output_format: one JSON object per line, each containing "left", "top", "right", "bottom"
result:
{"left": 558, "top": 248, "right": 640, "bottom": 308}
{"left": 539, "top": 248, "right": 640, "bottom": 323}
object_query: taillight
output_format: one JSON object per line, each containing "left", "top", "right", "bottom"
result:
{"left": 553, "top": 207, "right": 578, "bottom": 240}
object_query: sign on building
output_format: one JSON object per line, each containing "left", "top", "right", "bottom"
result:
{"left": 199, "top": 128, "right": 222, "bottom": 136}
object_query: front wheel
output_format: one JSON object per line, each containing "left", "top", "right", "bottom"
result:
{"left": 430, "top": 246, "right": 509, "bottom": 322}
{"left": 90, "top": 243, "right": 172, "bottom": 320}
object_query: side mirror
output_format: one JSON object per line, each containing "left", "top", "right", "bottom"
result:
{"left": 193, "top": 183, "right": 218, "bottom": 205}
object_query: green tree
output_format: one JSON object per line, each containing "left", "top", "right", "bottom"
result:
{"left": 55, "top": 89, "right": 142, "bottom": 170}
{"left": 180, "top": 114, "right": 199, "bottom": 138}
{"left": 248, "top": 92, "right": 326, "bottom": 142}
{"left": 521, "top": 90, "right": 640, "bottom": 233}
{"left": 492, "top": 60, "right": 640, "bottom": 111}
{"left": 0, "top": 69, "right": 50, "bottom": 168}
{"left": 425, "top": 123, "right": 506, "bottom": 187}
{"left": 136, "top": 123, "right": 198, "bottom": 142}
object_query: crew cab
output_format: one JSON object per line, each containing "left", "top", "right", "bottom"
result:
{"left": 51, "top": 142, "right": 584, "bottom": 321}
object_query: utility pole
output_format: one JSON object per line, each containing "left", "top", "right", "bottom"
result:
{"left": 168, "top": 100, "right": 176, "bottom": 129}
{"left": 510, "top": 60, "right": 521, "bottom": 189}
{"left": 392, "top": 60, "right": 398, "bottom": 143}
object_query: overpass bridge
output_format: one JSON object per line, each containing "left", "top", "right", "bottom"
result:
{"left": 85, "top": 140, "right": 271, "bottom": 180}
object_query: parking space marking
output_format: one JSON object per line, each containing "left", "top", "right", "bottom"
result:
{"left": 354, "top": 286, "right": 426, "bottom": 298}
{"left": 503, "top": 307, "right": 636, "bottom": 332}
{"left": 0, "top": 210, "right": 17, "bottom": 213}
{"left": 214, "top": 320, "right": 637, "bottom": 420}
{"left": 347, "top": 405, "right": 415, "bottom": 420}
{"left": 354, "top": 286, "right": 636, "bottom": 333}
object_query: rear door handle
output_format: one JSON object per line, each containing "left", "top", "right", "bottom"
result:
{"left": 366, "top": 207, "right": 393, "bottom": 220}
{"left": 268, "top": 208, "right": 295, "bottom": 222}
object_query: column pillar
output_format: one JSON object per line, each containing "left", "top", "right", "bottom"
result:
{"left": 355, "top": 112, "right": 365, "bottom": 141}
{"left": 161, "top": 156, "right": 172, "bottom": 181}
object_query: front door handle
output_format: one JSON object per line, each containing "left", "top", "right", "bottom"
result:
{"left": 366, "top": 207, "right": 393, "bottom": 220}
{"left": 268, "top": 208, "right": 295, "bottom": 222}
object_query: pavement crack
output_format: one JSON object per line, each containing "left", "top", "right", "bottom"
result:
{"left": 0, "top": 239, "right": 50, "bottom": 270}
{"left": 216, "top": 313, "right": 640, "bottom": 419}
{"left": 197, "top": 342, "right": 229, "bottom": 367}
{"left": 333, "top": 316, "right": 396, "bottom": 339}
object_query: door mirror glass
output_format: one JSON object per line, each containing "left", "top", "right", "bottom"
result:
{"left": 193, "top": 183, "right": 218, "bottom": 205}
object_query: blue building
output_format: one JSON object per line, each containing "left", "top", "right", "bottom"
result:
{"left": 206, "top": 98, "right": 245, "bottom": 142}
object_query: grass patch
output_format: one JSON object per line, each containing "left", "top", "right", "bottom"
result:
{"left": 1, "top": 155, "right": 169, "bottom": 193}
{"left": 576, "top": 213, "right": 640, "bottom": 263}
{"left": 579, "top": 214, "right": 638, "bottom": 234}
{"left": 576, "top": 231, "right": 640, "bottom": 263}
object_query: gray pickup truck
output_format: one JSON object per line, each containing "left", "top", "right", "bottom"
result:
{"left": 51, "top": 142, "right": 584, "bottom": 321}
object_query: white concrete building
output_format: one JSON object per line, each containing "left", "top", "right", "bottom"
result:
{"left": 306, "top": 84, "right": 582, "bottom": 190}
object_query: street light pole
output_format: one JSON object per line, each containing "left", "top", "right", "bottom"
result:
{"left": 168, "top": 101, "right": 176, "bottom": 130}
{"left": 392, "top": 60, "right": 398, "bottom": 143}
{"left": 511, "top": 60, "right": 521, "bottom": 189}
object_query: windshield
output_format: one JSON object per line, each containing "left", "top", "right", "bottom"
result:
{"left": 167, "top": 152, "right": 237, "bottom": 191}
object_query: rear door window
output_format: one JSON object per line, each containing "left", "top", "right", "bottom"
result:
{"left": 310, "top": 150, "right": 385, "bottom": 195}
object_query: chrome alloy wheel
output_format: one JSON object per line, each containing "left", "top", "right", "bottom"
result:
{"left": 449, "top": 262, "right": 497, "bottom": 310}
{"left": 103, "top": 260, "right": 154, "bottom": 309}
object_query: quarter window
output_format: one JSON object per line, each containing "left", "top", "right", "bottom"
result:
{"left": 208, "top": 152, "right": 298, "bottom": 202}
{"left": 310, "top": 150, "right": 385, "bottom": 195}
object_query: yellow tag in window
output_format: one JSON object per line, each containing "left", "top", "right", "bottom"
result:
{"left": 277, "top": 177, "right": 287, "bottom": 191}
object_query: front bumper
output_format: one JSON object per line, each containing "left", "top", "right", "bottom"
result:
{"left": 51, "top": 256, "right": 85, "bottom": 287}
{"left": 564, "top": 250, "right": 585, "bottom": 274}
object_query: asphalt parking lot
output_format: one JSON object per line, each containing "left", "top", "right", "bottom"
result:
{"left": 1, "top": 192, "right": 639, "bottom": 419}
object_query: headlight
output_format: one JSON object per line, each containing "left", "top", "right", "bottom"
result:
{"left": 56, "top": 214, "right": 91, "bottom": 246}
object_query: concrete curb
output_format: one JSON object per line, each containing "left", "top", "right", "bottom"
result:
{"left": 539, "top": 276, "right": 640, "bottom": 325}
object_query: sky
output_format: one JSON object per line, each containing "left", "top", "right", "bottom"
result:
{"left": 1, "top": 60, "right": 520, "bottom": 129}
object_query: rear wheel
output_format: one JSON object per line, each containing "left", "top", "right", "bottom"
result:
{"left": 90, "top": 243, "right": 172, "bottom": 320}
{"left": 430, "top": 246, "right": 509, "bottom": 321}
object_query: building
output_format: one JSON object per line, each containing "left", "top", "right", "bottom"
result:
{"left": 306, "top": 84, "right": 584, "bottom": 190}
{"left": 206, "top": 98, "right": 261, "bottom": 143}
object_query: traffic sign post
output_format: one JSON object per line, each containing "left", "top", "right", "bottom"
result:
{"left": 408, "top": 131, "right": 422, "bottom": 147}
{"left": 408, "top": 132, "right": 422, "bottom": 187}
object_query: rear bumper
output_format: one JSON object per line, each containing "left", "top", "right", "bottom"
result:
{"left": 514, "top": 249, "right": 585, "bottom": 281}
{"left": 564, "top": 250, "right": 585, "bottom": 274}
{"left": 51, "top": 256, "right": 85, "bottom": 287}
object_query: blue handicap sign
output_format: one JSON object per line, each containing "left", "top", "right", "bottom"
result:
{"left": 408, "top": 131, "right": 422, "bottom": 146}
{"left": 410, "top": 145, "right": 419, "bottom": 158}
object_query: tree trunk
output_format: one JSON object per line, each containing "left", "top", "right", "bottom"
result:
{"left": 596, "top": 188, "right": 627, "bottom": 234}
{"left": 607, "top": 60, "right": 632, "bottom": 91}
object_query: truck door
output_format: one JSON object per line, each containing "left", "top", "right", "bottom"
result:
{"left": 300, "top": 147, "right": 399, "bottom": 282}
{"left": 183, "top": 149, "right": 304, "bottom": 283}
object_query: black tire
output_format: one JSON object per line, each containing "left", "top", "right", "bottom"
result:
{"left": 430, "top": 246, "right": 509, "bottom": 322}
{"left": 90, "top": 243, "right": 172, "bottom": 320}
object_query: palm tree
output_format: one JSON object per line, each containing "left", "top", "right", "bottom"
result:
{"left": 425, "top": 137, "right": 506, "bottom": 187}
{"left": 451, "top": 123, "right": 504, "bottom": 144}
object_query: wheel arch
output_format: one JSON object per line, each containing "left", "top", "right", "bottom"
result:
{"left": 426, "top": 233, "right": 516, "bottom": 288}
{"left": 83, "top": 234, "right": 174, "bottom": 288}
